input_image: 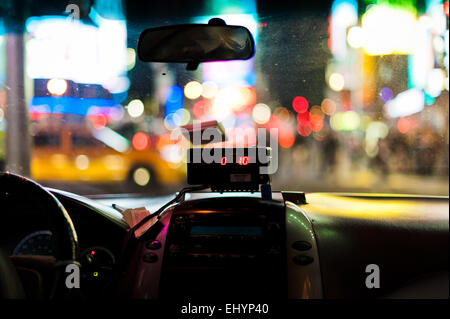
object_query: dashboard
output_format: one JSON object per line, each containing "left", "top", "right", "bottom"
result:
{"left": 95, "top": 191, "right": 448, "bottom": 299}
{"left": 2, "top": 187, "right": 448, "bottom": 299}
{"left": 2, "top": 189, "right": 129, "bottom": 298}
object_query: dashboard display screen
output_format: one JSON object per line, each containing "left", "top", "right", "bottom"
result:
{"left": 190, "top": 225, "right": 262, "bottom": 236}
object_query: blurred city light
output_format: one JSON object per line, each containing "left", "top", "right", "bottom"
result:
{"left": 175, "top": 108, "right": 191, "bottom": 126}
{"left": 184, "top": 81, "right": 203, "bottom": 100}
{"left": 328, "top": 72, "right": 345, "bottom": 91}
{"left": 164, "top": 113, "right": 182, "bottom": 130}
{"left": 47, "top": 78, "right": 67, "bottom": 96}
{"left": 127, "top": 99, "right": 144, "bottom": 118}
{"left": 212, "top": 87, "right": 248, "bottom": 120}
{"left": 310, "top": 105, "right": 324, "bottom": 118}
{"left": 274, "top": 107, "right": 292, "bottom": 123}
{"left": 397, "top": 116, "right": 417, "bottom": 134}
{"left": 26, "top": 16, "right": 128, "bottom": 90}
{"left": 160, "top": 144, "right": 184, "bottom": 163}
{"left": 292, "top": 96, "right": 309, "bottom": 113}
{"left": 379, "top": 87, "right": 394, "bottom": 102}
{"left": 330, "top": 110, "right": 360, "bottom": 131}
{"left": 361, "top": 4, "right": 416, "bottom": 55}
{"left": 87, "top": 113, "right": 107, "bottom": 129}
{"left": 92, "top": 127, "right": 130, "bottom": 153}
{"left": 347, "top": 26, "right": 365, "bottom": 48}
{"left": 103, "top": 155, "right": 124, "bottom": 170}
{"left": 433, "top": 36, "right": 445, "bottom": 53}
{"left": 30, "top": 96, "right": 121, "bottom": 116}
{"left": 126, "top": 48, "right": 136, "bottom": 71}
{"left": 75, "top": 155, "right": 90, "bottom": 170}
{"left": 252, "top": 103, "right": 271, "bottom": 124}
{"left": 165, "top": 85, "right": 183, "bottom": 118}
{"left": 279, "top": 127, "right": 295, "bottom": 148}
{"left": 132, "top": 132, "right": 150, "bottom": 151}
{"left": 385, "top": 88, "right": 425, "bottom": 118}
{"left": 133, "top": 168, "right": 151, "bottom": 186}
{"left": 193, "top": 100, "right": 212, "bottom": 119}
{"left": 366, "top": 121, "right": 389, "bottom": 141}
{"left": 330, "top": 0, "right": 358, "bottom": 59}
{"left": 321, "top": 98, "right": 337, "bottom": 115}
{"left": 410, "top": 15, "right": 434, "bottom": 90}
{"left": 201, "top": 81, "right": 218, "bottom": 99}
{"left": 425, "top": 68, "right": 446, "bottom": 97}
{"left": 427, "top": 0, "right": 447, "bottom": 34}
{"left": 297, "top": 122, "right": 313, "bottom": 137}
{"left": 310, "top": 115, "right": 324, "bottom": 132}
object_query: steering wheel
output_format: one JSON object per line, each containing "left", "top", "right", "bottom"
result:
{"left": 0, "top": 172, "right": 79, "bottom": 299}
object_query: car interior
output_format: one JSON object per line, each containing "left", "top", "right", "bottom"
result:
{"left": 0, "top": 0, "right": 448, "bottom": 304}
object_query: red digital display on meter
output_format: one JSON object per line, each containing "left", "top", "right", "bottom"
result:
{"left": 221, "top": 156, "right": 249, "bottom": 166}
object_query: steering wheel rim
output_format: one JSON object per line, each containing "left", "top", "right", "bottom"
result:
{"left": 0, "top": 172, "right": 79, "bottom": 299}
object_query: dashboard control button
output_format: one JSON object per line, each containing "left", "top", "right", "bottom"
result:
{"left": 293, "top": 255, "right": 314, "bottom": 265}
{"left": 146, "top": 240, "right": 162, "bottom": 250}
{"left": 142, "top": 253, "right": 158, "bottom": 263}
{"left": 292, "top": 241, "right": 312, "bottom": 251}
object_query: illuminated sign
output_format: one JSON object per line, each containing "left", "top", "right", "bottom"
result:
{"left": 361, "top": 5, "right": 417, "bottom": 55}
{"left": 25, "top": 16, "right": 128, "bottom": 93}
{"left": 384, "top": 88, "right": 425, "bottom": 118}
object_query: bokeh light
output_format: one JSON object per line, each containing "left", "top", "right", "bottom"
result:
{"left": 379, "top": 87, "right": 394, "bottom": 102}
{"left": 292, "top": 96, "right": 309, "bottom": 113}
{"left": 212, "top": 87, "right": 245, "bottom": 119}
{"left": 87, "top": 114, "right": 107, "bottom": 129}
{"left": 164, "top": 112, "right": 182, "bottom": 129}
{"left": 279, "top": 128, "right": 295, "bottom": 148}
{"left": 297, "top": 111, "right": 311, "bottom": 124}
{"left": 252, "top": 103, "right": 271, "bottom": 124}
{"left": 297, "top": 122, "right": 313, "bottom": 136}
{"left": 201, "top": 81, "right": 219, "bottom": 99}
{"left": 330, "top": 111, "right": 360, "bottom": 131}
{"left": 347, "top": 26, "right": 365, "bottom": 48}
{"left": 274, "top": 107, "right": 292, "bottom": 123}
{"left": 193, "top": 100, "right": 212, "bottom": 119}
{"left": 426, "top": 68, "right": 445, "bottom": 98}
{"left": 126, "top": 48, "right": 136, "bottom": 70}
{"left": 127, "top": 99, "right": 144, "bottom": 118}
{"left": 310, "top": 114, "right": 324, "bottom": 132}
{"left": 47, "top": 78, "right": 67, "bottom": 96}
{"left": 328, "top": 73, "right": 345, "bottom": 91}
{"left": 75, "top": 155, "right": 89, "bottom": 170}
{"left": 310, "top": 105, "right": 324, "bottom": 119}
{"left": 133, "top": 167, "right": 151, "bottom": 186}
{"left": 321, "top": 98, "right": 337, "bottom": 115}
{"left": 396, "top": 117, "right": 418, "bottom": 134}
{"left": 184, "top": 81, "right": 203, "bottom": 100}
{"left": 132, "top": 132, "right": 150, "bottom": 151}
{"left": 175, "top": 108, "right": 191, "bottom": 126}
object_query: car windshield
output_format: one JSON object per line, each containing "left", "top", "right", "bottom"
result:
{"left": 0, "top": 0, "right": 448, "bottom": 196}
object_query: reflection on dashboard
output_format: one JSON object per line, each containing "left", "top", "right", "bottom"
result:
{"left": 13, "top": 230, "right": 56, "bottom": 256}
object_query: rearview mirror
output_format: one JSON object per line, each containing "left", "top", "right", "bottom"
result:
{"left": 137, "top": 24, "right": 255, "bottom": 63}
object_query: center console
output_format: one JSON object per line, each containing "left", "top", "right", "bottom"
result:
{"left": 159, "top": 197, "right": 286, "bottom": 298}
{"left": 119, "top": 192, "right": 323, "bottom": 299}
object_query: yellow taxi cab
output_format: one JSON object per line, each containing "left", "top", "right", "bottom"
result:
{"left": 31, "top": 124, "right": 186, "bottom": 188}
